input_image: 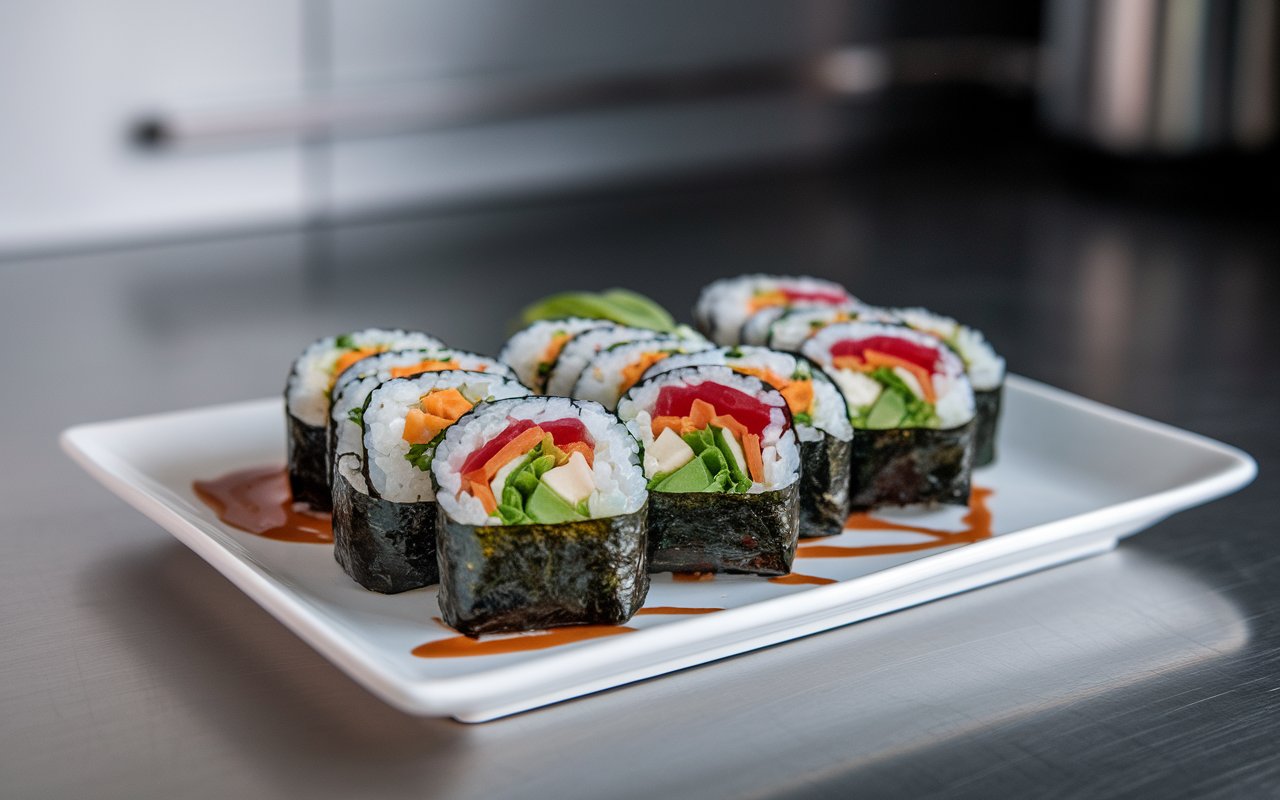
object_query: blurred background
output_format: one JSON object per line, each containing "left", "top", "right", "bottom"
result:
{"left": 3, "top": 3, "right": 1280, "bottom": 798}
{"left": 0, "top": 0, "right": 1274, "bottom": 254}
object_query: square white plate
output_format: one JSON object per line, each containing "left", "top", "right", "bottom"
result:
{"left": 61, "top": 375, "right": 1254, "bottom": 721}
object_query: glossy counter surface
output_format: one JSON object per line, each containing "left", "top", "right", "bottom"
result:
{"left": 2, "top": 150, "right": 1277, "bottom": 799}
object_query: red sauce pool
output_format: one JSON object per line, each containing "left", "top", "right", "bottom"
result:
{"left": 193, "top": 466, "right": 333, "bottom": 544}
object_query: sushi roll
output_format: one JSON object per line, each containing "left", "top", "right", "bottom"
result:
{"left": 328, "top": 346, "right": 519, "bottom": 480}
{"left": 570, "top": 336, "right": 714, "bottom": 411}
{"left": 431, "top": 397, "right": 650, "bottom": 635}
{"left": 541, "top": 324, "right": 669, "bottom": 398}
{"left": 285, "top": 328, "right": 445, "bottom": 511}
{"left": 642, "top": 347, "right": 853, "bottom": 537}
{"left": 766, "top": 305, "right": 896, "bottom": 353}
{"left": 802, "top": 322, "right": 976, "bottom": 510}
{"left": 333, "top": 371, "right": 530, "bottom": 593}
{"left": 617, "top": 366, "right": 801, "bottom": 576}
{"left": 890, "top": 308, "right": 1006, "bottom": 466}
{"left": 498, "top": 318, "right": 609, "bottom": 393}
{"left": 693, "top": 274, "right": 858, "bottom": 346}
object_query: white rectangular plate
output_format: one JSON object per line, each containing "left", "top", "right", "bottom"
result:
{"left": 61, "top": 375, "right": 1255, "bottom": 721}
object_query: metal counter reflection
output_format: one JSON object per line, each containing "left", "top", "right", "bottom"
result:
{"left": 449, "top": 548, "right": 1246, "bottom": 800}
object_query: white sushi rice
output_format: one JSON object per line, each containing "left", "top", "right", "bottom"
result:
{"left": 889, "top": 307, "right": 1006, "bottom": 391}
{"left": 543, "top": 325, "right": 665, "bottom": 398}
{"left": 331, "top": 347, "right": 517, "bottom": 400}
{"left": 285, "top": 329, "right": 446, "bottom": 427}
{"left": 738, "top": 306, "right": 789, "bottom": 347}
{"left": 498, "top": 318, "right": 606, "bottom": 392}
{"left": 801, "top": 321, "right": 975, "bottom": 429}
{"left": 433, "top": 396, "right": 647, "bottom": 526}
{"left": 361, "top": 373, "right": 530, "bottom": 502}
{"left": 692, "top": 274, "right": 857, "bottom": 346}
{"left": 333, "top": 369, "right": 527, "bottom": 494}
{"left": 767, "top": 305, "right": 896, "bottom": 353}
{"left": 617, "top": 365, "right": 801, "bottom": 492}
{"left": 571, "top": 336, "right": 714, "bottom": 411}
{"left": 641, "top": 346, "right": 852, "bottom": 444}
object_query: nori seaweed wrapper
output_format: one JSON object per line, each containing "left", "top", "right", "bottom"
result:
{"left": 849, "top": 422, "right": 975, "bottom": 510}
{"left": 648, "top": 482, "right": 799, "bottom": 575}
{"left": 799, "top": 435, "right": 852, "bottom": 538}
{"left": 286, "top": 410, "right": 331, "bottom": 512}
{"left": 973, "top": 386, "right": 1003, "bottom": 467}
{"left": 331, "top": 469, "right": 438, "bottom": 593}
{"left": 436, "top": 506, "right": 650, "bottom": 636}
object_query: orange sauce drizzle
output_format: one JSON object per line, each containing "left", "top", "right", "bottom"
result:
{"left": 672, "top": 571, "right": 716, "bottom": 582}
{"left": 768, "top": 573, "right": 837, "bottom": 586}
{"left": 412, "top": 625, "right": 634, "bottom": 658}
{"left": 798, "top": 486, "right": 994, "bottom": 559}
{"left": 193, "top": 466, "right": 333, "bottom": 544}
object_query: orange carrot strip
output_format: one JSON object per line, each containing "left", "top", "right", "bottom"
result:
{"left": 423, "top": 387, "right": 472, "bottom": 420}
{"left": 468, "top": 479, "right": 498, "bottom": 515}
{"left": 387, "top": 359, "right": 460, "bottom": 379}
{"left": 618, "top": 352, "right": 670, "bottom": 395}
{"left": 831, "top": 354, "right": 865, "bottom": 372}
{"left": 688, "top": 399, "right": 717, "bottom": 430}
{"left": 710, "top": 414, "right": 748, "bottom": 441}
{"left": 863, "top": 350, "right": 936, "bottom": 403}
{"left": 561, "top": 441, "right": 595, "bottom": 469}
{"left": 476, "top": 426, "right": 546, "bottom": 483}
{"left": 332, "top": 346, "right": 387, "bottom": 379}
{"left": 746, "top": 290, "right": 786, "bottom": 314}
{"left": 651, "top": 416, "right": 686, "bottom": 436}
{"left": 778, "top": 380, "right": 813, "bottom": 416}
{"left": 730, "top": 365, "right": 789, "bottom": 390}
{"left": 742, "top": 432, "right": 765, "bottom": 483}
{"left": 540, "top": 332, "right": 571, "bottom": 367}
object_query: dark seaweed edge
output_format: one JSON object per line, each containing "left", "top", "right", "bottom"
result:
{"left": 973, "top": 386, "right": 1003, "bottom": 467}
{"left": 849, "top": 421, "right": 975, "bottom": 510}
{"left": 647, "top": 482, "right": 799, "bottom": 575}
{"left": 799, "top": 434, "right": 852, "bottom": 538}
{"left": 286, "top": 407, "right": 331, "bottom": 512}
{"left": 332, "top": 466, "right": 439, "bottom": 593}
{"left": 435, "top": 505, "right": 650, "bottom": 636}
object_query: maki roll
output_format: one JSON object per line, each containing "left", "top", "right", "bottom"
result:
{"left": 541, "top": 324, "right": 668, "bottom": 398}
{"left": 328, "top": 346, "right": 518, "bottom": 479}
{"left": 431, "top": 397, "right": 650, "bottom": 635}
{"left": 570, "top": 336, "right": 714, "bottom": 411}
{"left": 802, "top": 322, "right": 976, "bottom": 510}
{"left": 333, "top": 371, "right": 530, "bottom": 593}
{"left": 498, "top": 318, "right": 609, "bottom": 393}
{"left": 618, "top": 366, "right": 801, "bottom": 576}
{"left": 693, "top": 274, "right": 858, "bottom": 346}
{"left": 642, "top": 347, "right": 853, "bottom": 537}
{"left": 767, "top": 305, "right": 895, "bottom": 353}
{"left": 285, "top": 328, "right": 445, "bottom": 511}
{"left": 890, "top": 308, "right": 1006, "bottom": 466}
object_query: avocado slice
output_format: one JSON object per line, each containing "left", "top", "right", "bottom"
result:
{"left": 525, "top": 480, "right": 587, "bottom": 524}
{"left": 654, "top": 451, "right": 716, "bottom": 493}
{"left": 865, "top": 388, "right": 907, "bottom": 429}
{"left": 709, "top": 425, "right": 751, "bottom": 492}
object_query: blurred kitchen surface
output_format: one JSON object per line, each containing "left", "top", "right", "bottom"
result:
{"left": 3, "top": 2, "right": 1280, "bottom": 799}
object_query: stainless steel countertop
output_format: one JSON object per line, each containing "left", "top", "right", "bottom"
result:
{"left": 2, "top": 153, "right": 1277, "bottom": 799}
